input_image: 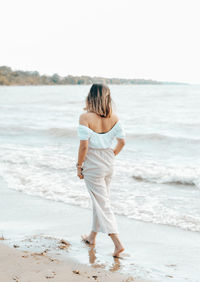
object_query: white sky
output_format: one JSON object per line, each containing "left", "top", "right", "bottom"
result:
{"left": 1, "top": 0, "right": 200, "bottom": 83}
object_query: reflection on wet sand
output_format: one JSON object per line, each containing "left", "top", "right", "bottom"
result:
{"left": 88, "top": 245, "right": 96, "bottom": 264}
{"left": 109, "top": 257, "right": 121, "bottom": 272}
{"left": 87, "top": 245, "right": 122, "bottom": 272}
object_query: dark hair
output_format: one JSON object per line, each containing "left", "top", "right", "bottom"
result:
{"left": 83, "top": 83, "right": 112, "bottom": 118}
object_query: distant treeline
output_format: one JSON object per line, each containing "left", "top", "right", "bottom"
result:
{"left": 0, "top": 66, "right": 186, "bottom": 86}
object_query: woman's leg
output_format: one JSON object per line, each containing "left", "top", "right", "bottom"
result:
{"left": 108, "top": 233, "right": 125, "bottom": 257}
{"left": 81, "top": 202, "right": 99, "bottom": 245}
{"left": 105, "top": 174, "right": 125, "bottom": 256}
{"left": 81, "top": 231, "right": 97, "bottom": 245}
{"left": 84, "top": 176, "right": 119, "bottom": 234}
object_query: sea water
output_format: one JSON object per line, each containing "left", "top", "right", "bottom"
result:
{"left": 0, "top": 84, "right": 200, "bottom": 233}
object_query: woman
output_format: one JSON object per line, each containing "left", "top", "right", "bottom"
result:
{"left": 76, "top": 83, "right": 125, "bottom": 258}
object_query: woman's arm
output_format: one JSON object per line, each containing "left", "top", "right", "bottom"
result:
{"left": 77, "top": 114, "right": 89, "bottom": 179}
{"left": 113, "top": 138, "right": 125, "bottom": 156}
{"left": 77, "top": 140, "right": 88, "bottom": 179}
{"left": 112, "top": 117, "right": 126, "bottom": 155}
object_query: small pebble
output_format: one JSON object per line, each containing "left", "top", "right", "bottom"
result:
{"left": 13, "top": 245, "right": 19, "bottom": 248}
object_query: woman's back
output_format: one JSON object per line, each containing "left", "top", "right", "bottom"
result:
{"left": 77, "top": 112, "right": 125, "bottom": 149}
{"left": 81, "top": 112, "right": 119, "bottom": 133}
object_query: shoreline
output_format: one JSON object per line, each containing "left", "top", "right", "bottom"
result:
{"left": 0, "top": 240, "right": 154, "bottom": 282}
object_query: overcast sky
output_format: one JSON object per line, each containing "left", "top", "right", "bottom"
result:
{"left": 1, "top": 0, "right": 199, "bottom": 83}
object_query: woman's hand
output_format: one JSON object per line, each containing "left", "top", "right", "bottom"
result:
{"left": 112, "top": 149, "right": 116, "bottom": 156}
{"left": 77, "top": 167, "right": 84, "bottom": 179}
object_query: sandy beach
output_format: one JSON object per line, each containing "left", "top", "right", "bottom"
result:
{"left": 1, "top": 241, "right": 147, "bottom": 282}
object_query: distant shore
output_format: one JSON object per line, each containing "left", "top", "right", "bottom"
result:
{"left": 0, "top": 66, "right": 188, "bottom": 86}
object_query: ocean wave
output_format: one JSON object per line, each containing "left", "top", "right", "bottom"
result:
{"left": 127, "top": 132, "right": 200, "bottom": 143}
{"left": 132, "top": 163, "right": 200, "bottom": 188}
{"left": 1, "top": 125, "right": 200, "bottom": 143}
{"left": 0, "top": 126, "right": 77, "bottom": 137}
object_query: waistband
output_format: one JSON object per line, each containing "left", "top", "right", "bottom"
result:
{"left": 88, "top": 147, "right": 112, "bottom": 151}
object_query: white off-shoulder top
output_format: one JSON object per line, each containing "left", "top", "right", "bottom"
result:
{"left": 77, "top": 120, "right": 125, "bottom": 149}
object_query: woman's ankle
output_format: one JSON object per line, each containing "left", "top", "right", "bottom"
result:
{"left": 90, "top": 231, "right": 97, "bottom": 238}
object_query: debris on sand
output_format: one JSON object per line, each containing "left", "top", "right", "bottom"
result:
{"left": 58, "top": 239, "right": 70, "bottom": 250}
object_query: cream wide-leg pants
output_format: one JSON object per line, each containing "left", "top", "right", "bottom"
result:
{"left": 82, "top": 147, "right": 119, "bottom": 235}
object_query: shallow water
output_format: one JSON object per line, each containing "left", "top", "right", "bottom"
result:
{"left": 0, "top": 84, "right": 200, "bottom": 232}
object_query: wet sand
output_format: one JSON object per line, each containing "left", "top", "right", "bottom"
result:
{"left": 0, "top": 240, "right": 155, "bottom": 282}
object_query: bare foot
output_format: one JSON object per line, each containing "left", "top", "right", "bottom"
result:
{"left": 81, "top": 234, "right": 96, "bottom": 245}
{"left": 113, "top": 246, "right": 125, "bottom": 257}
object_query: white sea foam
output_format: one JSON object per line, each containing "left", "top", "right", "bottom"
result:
{"left": 131, "top": 162, "right": 200, "bottom": 188}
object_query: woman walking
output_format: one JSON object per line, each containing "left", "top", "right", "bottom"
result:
{"left": 76, "top": 83, "right": 125, "bottom": 257}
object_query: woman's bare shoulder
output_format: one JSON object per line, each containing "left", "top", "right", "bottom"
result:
{"left": 79, "top": 111, "right": 119, "bottom": 125}
{"left": 79, "top": 112, "right": 90, "bottom": 126}
{"left": 79, "top": 111, "right": 97, "bottom": 120}
{"left": 111, "top": 113, "right": 119, "bottom": 123}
